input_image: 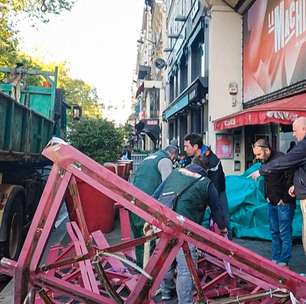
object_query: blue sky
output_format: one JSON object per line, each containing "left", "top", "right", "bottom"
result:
{"left": 18, "top": 0, "right": 144, "bottom": 123}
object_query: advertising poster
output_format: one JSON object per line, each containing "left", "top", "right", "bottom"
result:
{"left": 216, "top": 134, "right": 233, "bottom": 159}
{"left": 243, "top": 0, "right": 306, "bottom": 101}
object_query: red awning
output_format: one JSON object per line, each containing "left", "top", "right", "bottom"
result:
{"left": 214, "top": 93, "right": 306, "bottom": 130}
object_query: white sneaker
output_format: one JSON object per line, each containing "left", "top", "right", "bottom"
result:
{"left": 161, "top": 291, "right": 172, "bottom": 301}
{"left": 161, "top": 295, "right": 172, "bottom": 301}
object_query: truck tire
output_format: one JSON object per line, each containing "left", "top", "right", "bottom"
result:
{"left": 3, "top": 194, "right": 24, "bottom": 260}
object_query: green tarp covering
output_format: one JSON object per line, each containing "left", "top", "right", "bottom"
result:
{"left": 227, "top": 163, "right": 302, "bottom": 240}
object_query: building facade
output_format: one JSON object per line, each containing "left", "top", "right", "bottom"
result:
{"left": 163, "top": 0, "right": 243, "bottom": 174}
{"left": 133, "top": 0, "right": 306, "bottom": 175}
{"left": 163, "top": 0, "right": 209, "bottom": 149}
{"left": 133, "top": 0, "right": 168, "bottom": 151}
{"left": 214, "top": 0, "right": 306, "bottom": 173}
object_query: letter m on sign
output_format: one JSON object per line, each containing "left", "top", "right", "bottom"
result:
{"left": 274, "top": 1, "right": 285, "bottom": 52}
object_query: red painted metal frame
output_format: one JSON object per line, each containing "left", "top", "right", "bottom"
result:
{"left": 0, "top": 142, "right": 306, "bottom": 303}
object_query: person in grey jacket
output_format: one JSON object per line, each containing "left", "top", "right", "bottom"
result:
{"left": 251, "top": 117, "right": 306, "bottom": 254}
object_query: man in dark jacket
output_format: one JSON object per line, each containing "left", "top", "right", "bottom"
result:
{"left": 252, "top": 139, "right": 295, "bottom": 266}
{"left": 184, "top": 133, "right": 231, "bottom": 237}
{"left": 132, "top": 145, "right": 178, "bottom": 267}
{"left": 251, "top": 117, "right": 306, "bottom": 255}
{"left": 157, "top": 161, "right": 227, "bottom": 303}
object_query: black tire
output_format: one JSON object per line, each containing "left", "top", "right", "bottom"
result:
{"left": 3, "top": 195, "right": 24, "bottom": 261}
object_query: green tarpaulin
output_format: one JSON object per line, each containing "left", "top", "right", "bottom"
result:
{"left": 226, "top": 163, "right": 302, "bottom": 240}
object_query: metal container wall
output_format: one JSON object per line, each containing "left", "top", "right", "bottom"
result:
{"left": 0, "top": 92, "right": 54, "bottom": 161}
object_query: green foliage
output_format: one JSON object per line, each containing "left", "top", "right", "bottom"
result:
{"left": 0, "top": 55, "right": 103, "bottom": 119}
{"left": 68, "top": 118, "right": 124, "bottom": 164}
{"left": 0, "top": 0, "right": 75, "bottom": 23}
{"left": 0, "top": 0, "right": 102, "bottom": 120}
{"left": 59, "top": 71, "right": 102, "bottom": 119}
{"left": 0, "top": 0, "right": 75, "bottom": 67}
{"left": 117, "top": 122, "right": 134, "bottom": 142}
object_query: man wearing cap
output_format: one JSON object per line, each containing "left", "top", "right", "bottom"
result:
{"left": 252, "top": 139, "right": 295, "bottom": 267}
{"left": 252, "top": 117, "right": 306, "bottom": 256}
{"left": 156, "top": 157, "right": 227, "bottom": 302}
{"left": 131, "top": 145, "right": 178, "bottom": 267}
{"left": 183, "top": 133, "right": 231, "bottom": 237}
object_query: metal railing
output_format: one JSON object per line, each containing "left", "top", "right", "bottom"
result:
{"left": 130, "top": 153, "right": 149, "bottom": 182}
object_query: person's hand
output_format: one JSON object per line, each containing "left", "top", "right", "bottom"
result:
{"left": 288, "top": 185, "right": 296, "bottom": 197}
{"left": 250, "top": 170, "right": 260, "bottom": 180}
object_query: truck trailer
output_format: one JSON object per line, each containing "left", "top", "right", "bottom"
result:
{"left": 0, "top": 66, "right": 68, "bottom": 261}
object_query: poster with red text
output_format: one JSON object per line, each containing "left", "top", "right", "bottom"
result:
{"left": 243, "top": 0, "right": 306, "bottom": 102}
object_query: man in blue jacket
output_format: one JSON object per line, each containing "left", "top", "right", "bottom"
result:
{"left": 252, "top": 117, "right": 306, "bottom": 255}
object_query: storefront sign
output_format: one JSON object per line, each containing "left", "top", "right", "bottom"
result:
{"left": 145, "top": 119, "right": 159, "bottom": 125}
{"left": 216, "top": 134, "right": 234, "bottom": 159}
{"left": 266, "top": 111, "right": 299, "bottom": 121}
{"left": 224, "top": 118, "right": 236, "bottom": 128}
{"left": 243, "top": 0, "right": 306, "bottom": 102}
{"left": 164, "top": 94, "right": 189, "bottom": 120}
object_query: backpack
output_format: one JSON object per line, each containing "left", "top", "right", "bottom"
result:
{"left": 158, "top": 176, "right": 202, "bottom": 210}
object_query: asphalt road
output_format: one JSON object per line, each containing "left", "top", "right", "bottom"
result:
{"left": 1, "top": 211, "right": 305, "bottom": 303}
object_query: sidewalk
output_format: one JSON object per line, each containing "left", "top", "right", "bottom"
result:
{"left": 235, "top": 237, "right": 306, "bottom": 274}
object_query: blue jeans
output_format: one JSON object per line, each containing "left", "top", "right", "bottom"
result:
{"left": 160, "top": 246, "right": 197, "bottom": 304}
{"left": 268, "top": 203, "right": 295, "bottom": 265}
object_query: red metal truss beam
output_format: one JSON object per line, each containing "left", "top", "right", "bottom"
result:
{"left": 0, "top": 141, "right": 305, "bottom": 304}
{"left": 42, "top": 143, "right": 306, "bottom": 296}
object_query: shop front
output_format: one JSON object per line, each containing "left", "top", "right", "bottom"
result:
{"left": 214, "top": 94, "right": 306, "bottom": 169}
{"left": 163, "top": 76, "right": 208, "bottom": 149}
{"left": 213, "top": 0, "right": 306, "bottom": 173}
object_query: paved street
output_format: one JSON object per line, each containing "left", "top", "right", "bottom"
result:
{"left": 106, "top": 219, "right": 306, "bottom": 303}
{"left": 235, "top": 238, "right": 306, "bottom": 274}
{"left": 1, "top": 215, "right": 305, "bottom": 303}
{"left": 106, "top": 218, "right": 306, "bottom": 274}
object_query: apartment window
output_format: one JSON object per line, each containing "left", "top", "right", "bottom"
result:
{"left": 179, "top": 56, "right": 188, "bottom": 93}
{"left": 169, "top": 75, "right": 174, "bottom": 103}
{"left": 191, "top": 108, "right": 201, "bottom": 133}
{"left": 175, "top": 71, "right": 179, "bottom": 99}
{"left": 149, "top": 89, "right": 160, "bottom": 119}
{"left": 191, "top": 32, "right": 204, "bottom": 81}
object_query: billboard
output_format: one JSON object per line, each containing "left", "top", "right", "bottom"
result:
{"left": 216, "top": 134, "right": 233, "bottom": 159}
{"left": 243, "top": 0, "right": 306, "bottom": 102}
